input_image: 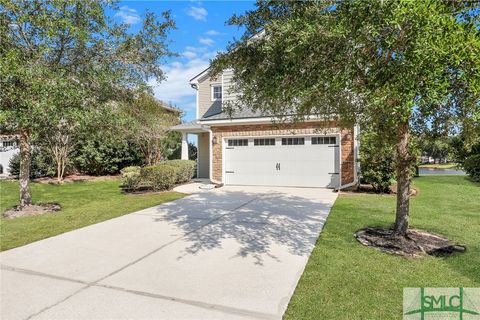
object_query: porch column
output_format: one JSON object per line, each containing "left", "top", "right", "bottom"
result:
{"left": 181, "top": 132, "right": 189, "bottom": 160}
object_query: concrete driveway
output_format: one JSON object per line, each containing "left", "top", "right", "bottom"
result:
{"left": 1, "top": 184, "right": 337, "bottom": 320}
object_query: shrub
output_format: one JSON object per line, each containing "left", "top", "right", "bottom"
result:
{"left": 73, "top": 139, "right": 143, "bottom": 176}
{"left": 9, "top": 149, "right": 56, "bottom": 178}
{"left": 164, "top": 160, "right": 196, "bottom": 183}
{"left": 359, "top": 130, "right": 396, "bottom": 193}
{"left": 449, "top": 138, "right": 480, "bottom": 167}
{"left": 140, "top": 165, "right": 178, "bottom": 191}
{"left": 464, "top": 154, "right": 480, "bottom": 182}
{"left": 120, "top": 166, "right": 141, "bottom": 190}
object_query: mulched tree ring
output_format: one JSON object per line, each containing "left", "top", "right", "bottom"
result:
{"left": 3, "top": 203, "right": 61, "bottom": 219}
{"left": 354, "top": 227, "right": 466, "bottom": 258}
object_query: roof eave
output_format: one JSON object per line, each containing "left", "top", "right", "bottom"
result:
{"left": 189, "top": 67, "right": 211, "bottom": 84}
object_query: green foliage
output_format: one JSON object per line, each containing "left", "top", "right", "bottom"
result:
{"left": 449, "top": 137, "right": 480, "bottom": 167}
{"left": 74, "top": 139, "right": 143, "bottom": 176}
{"left": 167, "top": 140, "right": 198, "bottom": 161}
{"left": 420, "top": 137, "right": 451, "bottom": 163}
{"left": 120, "top": 166, "right": 142, "bottom": 190}
{"left": 140, "top": 165, "right": 178, "bottom": 191}
{"left": 164, "top": 160, "right": 196, "bottom": 183}
{"left": 188, "top": 142, "right": 198, "bottom": 161}
{"left": 72, "top": 106, "right": 144, "bottom": 175}
{"left": 1, "top": 1, "right": 176, "bottom": 130}
{"left": 0, "top": 0, "right": 176, "bottom": 203}
{"left": 360, "top": 131, "right": 396, "bottom": 193}
{"left": 464, "top": 154, "right": 480, "bottom": 182}
{"left": 9, "top": 149, "right": 55, "bottom": 179}
{"left": 122, "top": 93, "right": 181, "bottom": 165}
{"left": 211, "top": 1, "right": 479, "bottom": 134}
{"left": 122, "top": 160, "right": 195, "bottom": 191}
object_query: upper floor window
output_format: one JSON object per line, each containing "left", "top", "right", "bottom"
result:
{"left": 211, "top": 85, "right": 222, "bottom": 101}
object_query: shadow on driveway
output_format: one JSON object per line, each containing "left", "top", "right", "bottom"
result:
{"left": 148, "top": 187, "right": 335, "bottom": 265}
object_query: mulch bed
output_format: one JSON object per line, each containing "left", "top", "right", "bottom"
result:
{"left": 3, "top": 203, "right": 61, "bottom": 219}
{"left": 121, "top": 187, "right": 167, "bottom": 195}
{"left": 340, "top": 184, "right": 418, "bottom": 197}
{"left": 34, "top": 175, "right": 119, "bottom": 184}
{"left": 355, "top": 227, "right": 466, "bottom": 258}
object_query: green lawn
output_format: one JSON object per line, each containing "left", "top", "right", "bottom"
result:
{"left": 419, "top": 163, "right": 459, "bottom": 169}
{"left": 285, "top": 176, "right": 480, "bottom": 319}
{"left": 0, "top": 179, "right": 185, "bottom": 251}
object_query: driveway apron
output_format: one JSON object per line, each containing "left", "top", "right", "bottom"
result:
{"left": 1, "top": 185, "right": 337, "bottom": 320}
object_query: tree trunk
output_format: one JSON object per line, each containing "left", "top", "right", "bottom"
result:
{"left": 57, "top": 159, "right": 63, "bottom": 183}
{"left": 393, "top": 122, "right": 410, "bottom": 236}
{"left": 19, "top": 129, "right": 32, "bottom": 208}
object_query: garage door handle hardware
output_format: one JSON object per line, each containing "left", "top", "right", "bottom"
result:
{"left": 328, "top": 145, "right": 340, "bottom": 148}
{"left": 276, "top": 163, "right": 281, "bottom": 170}
{"left": 225, "top": 171, "right": 235, "bottom": 173}
{"left": 226, "top": 147, "right": 234, "bottom": 149}
{"left": 329, "top": 172, "right": 340, "bottom": 174}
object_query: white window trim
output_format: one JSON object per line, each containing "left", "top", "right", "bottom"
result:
{"left": 211, "top": 84, "right": 222, "bottom": 101}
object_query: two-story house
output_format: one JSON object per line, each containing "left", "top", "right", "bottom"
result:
{"left": 172, "top": 67, "right": 359, "bottom": 189}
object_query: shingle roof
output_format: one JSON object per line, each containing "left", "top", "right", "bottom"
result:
{"left": 170, "top": 120, "right": 204, "bottom": 131}
{"left": 200, "top": 108, "right": 269, "bottom": 121}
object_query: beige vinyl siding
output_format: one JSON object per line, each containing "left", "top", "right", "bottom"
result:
{"left": 222, "top": 69, "right": 238, "bottom": 104}
{"left": 198, "top": 76, "right": 221, "bottom": 118}
{"left": 196, "top": 69, "right": 240, "bottom": 119}
{"left": 197, "top": 132, "right": 210, "bottom": 178}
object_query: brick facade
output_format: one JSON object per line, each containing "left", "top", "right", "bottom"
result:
{"left": 210, "top": 121, "right": 355, "bottom": 186}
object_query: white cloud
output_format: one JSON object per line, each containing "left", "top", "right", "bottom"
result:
{"left": 185, "top": 46, "right": 207, "bottom": 53}
{"left": 182, "top": 51, "right": 197, "bottom": 59}
{"left": 185, "top": 6, "right": 208, "bottom": 21}
{"left": 205, "top": 30, "right": 221, "bottom": 36}
{"left": 199, "top": 37, "right": 214, "bottom": 46}
{"left": 115, "top": 6, "right": 141, "bottom": 25}
{"left": 150, "top": 44, "right": 219, "bottom": 121}
{"left": 183, "top": 46, "right": 217, "bottom": 60}
{"left": 150, "top": 53, "right": 216, "bottom": 107}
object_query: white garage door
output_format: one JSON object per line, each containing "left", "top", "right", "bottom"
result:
{"left": 224, "top": 136, "right": 340, "bottom": 188}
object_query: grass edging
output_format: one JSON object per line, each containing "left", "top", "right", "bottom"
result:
{"left": 0, "top": 179, "right": 186, "bottom": 251}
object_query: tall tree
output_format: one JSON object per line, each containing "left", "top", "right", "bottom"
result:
{"left": 0, "top": 0, "right": 175, "bottom": 207}
{"left": 122, "top": 93, "right": 181, "bottom": 166}
{"left": 211, "top": 0, "right": 479, "bottom": 236}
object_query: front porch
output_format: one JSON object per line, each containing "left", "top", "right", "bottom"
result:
{"left": 171, "top": 121, "right": 211, "bottom": 179}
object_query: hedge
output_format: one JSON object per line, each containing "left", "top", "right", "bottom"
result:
{"left": 121, "top": 160, "right": 196, "bottom": 191}
{"left": 164, "top": 160, "right": 196, "bottom": 183}
{"left": 120, "top": 166, "right": 141, "bottom": 190}
{"left": 140, "top": 165, "right": 178, "bottom": 191}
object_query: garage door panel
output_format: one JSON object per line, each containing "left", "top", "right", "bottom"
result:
{"left": 225, "top": 136, "right": 339, "bottom": 188}
{"left": 226, "top": 145, "right": 282, "bottom": 186}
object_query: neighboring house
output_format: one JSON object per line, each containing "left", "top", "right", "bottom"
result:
{"left": 172, "top": 68, "right": 360, "bottom": 189}
{"left": 0, "top": 135, "right": 19, "bottom": 176}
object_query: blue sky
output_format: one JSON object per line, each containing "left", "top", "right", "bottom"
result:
{"left": 113, "top": 1, "right": 255, "bottom": 123}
